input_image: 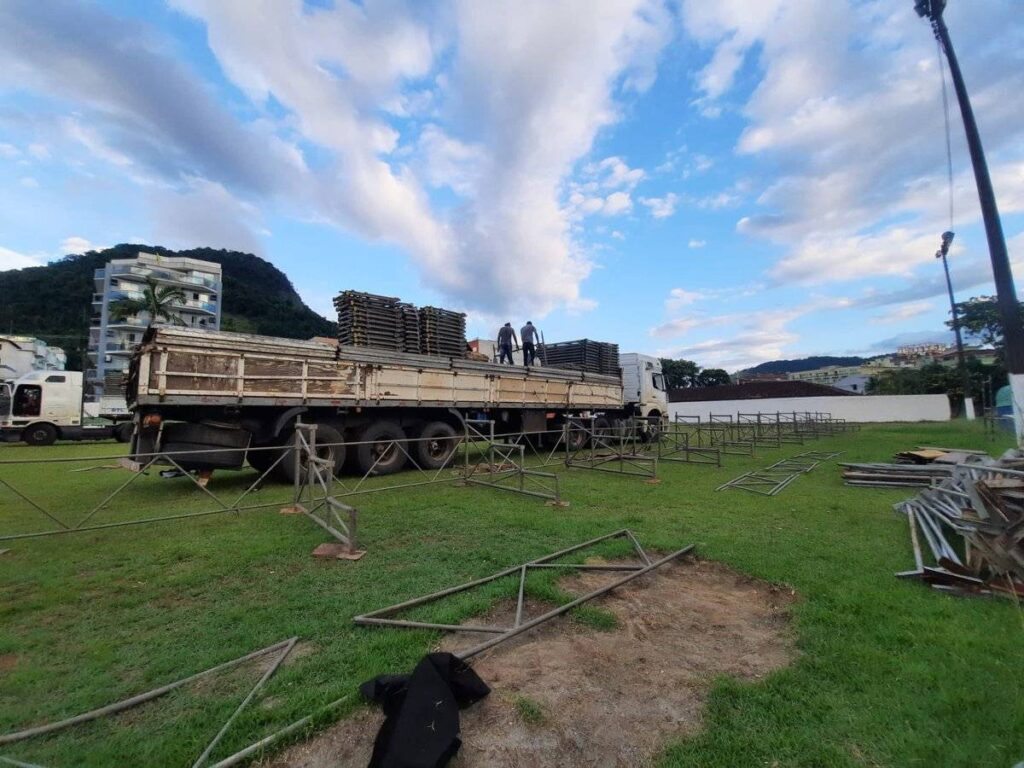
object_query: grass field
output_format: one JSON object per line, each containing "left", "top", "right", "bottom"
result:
{"left": 1, "top": 422, "right": 1022, "bottom": 767}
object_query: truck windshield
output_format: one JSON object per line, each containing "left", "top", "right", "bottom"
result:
{"left": 0, "top": 383, "right": 10, "bottom": 418}
{"left": 652, "top": 373, "right": 665, "bottom": 391}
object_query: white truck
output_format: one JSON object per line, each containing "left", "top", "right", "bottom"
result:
{"left": 0, "top": 370, "right": 133, "bottom": 445}
{"left": 125, "top": 328, "right": 667, "bottom": 480}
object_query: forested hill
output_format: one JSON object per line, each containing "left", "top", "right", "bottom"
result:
{"left": 0, "top": 244, "right": 336, "bottom": 370}
{"left": 743, "top": 356, "right": 868, "bottom": 375}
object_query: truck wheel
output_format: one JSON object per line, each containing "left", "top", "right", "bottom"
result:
{"left": 356, "top": 421, "right": 408, "bottom": 476}
{"left": 565, "top": 419, "right": 589, "bottom": 452}
{"left": 592, "top": 416, "right": 611, "bottom": 448}
{"left": 280, "top": 423, "right": 346, "bottom": 484}
{"left": 114, "top": 422, "right": 134, "bottom": 443}
{"left": 160, "top": 422, "right": 250, "bottom": 470}
{"left": 22, "top": 423, "right": 57, "bottom": 446}
{"left": 414, "top": 421, "right": 458, "bottom": 470}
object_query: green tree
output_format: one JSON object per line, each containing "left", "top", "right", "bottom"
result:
{"left": 949, "top": 295, "right": 1024, "bottom": 352}
{"left": 108, "top": 276, "right": 187, "bottom": 329}
{"left": 696, "top": 368, "right": 731, "bottom": 387}
{"left": 659, "top": 358, "right": 700, "bottom": 389}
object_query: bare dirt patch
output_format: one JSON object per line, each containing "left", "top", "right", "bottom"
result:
{"left": 262, "top": 557, "right": 796, "bottom": 768}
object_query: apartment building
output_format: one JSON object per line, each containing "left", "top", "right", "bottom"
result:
{"left": 0, "top": 336, "right": 66, "bottom": 382}
{"left": 87, "top": 252, "right": 222, "bottom": 398}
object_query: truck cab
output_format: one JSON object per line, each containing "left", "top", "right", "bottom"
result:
{"left": 0, "top": 371, "right": 129, "bottom": 445}
{"left": 0, "top": 370, "right": 83, "bottom": 445}
{"left": 618, "top": 353, "right": 668, "bottom": 420}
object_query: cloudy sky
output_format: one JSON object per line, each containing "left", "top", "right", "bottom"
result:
{"left": 1, "top": 0, "right": 1022, "bottom": 370}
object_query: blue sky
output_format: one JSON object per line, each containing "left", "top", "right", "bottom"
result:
{"left": 0, "top": 0, "right": 1022, "bottom": 370}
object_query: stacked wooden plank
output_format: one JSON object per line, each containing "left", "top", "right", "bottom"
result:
{"left": 839, "top": 462, "right": 953, "bottom": 488}
{"left": 542, "top": 339, "right": 619, "bottom": 376}
{"left": 418, "top": 306, "right": 466, "bottom": 358}
{"left": 895, "top": 453, "right": 1024, "bottom": 600}
{"left": 334, "top": 291, "right": 403, "bottom": 351}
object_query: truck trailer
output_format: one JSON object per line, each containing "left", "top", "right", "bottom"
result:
{"left": 126, "top": 327, "right": 667, "bottom": 480}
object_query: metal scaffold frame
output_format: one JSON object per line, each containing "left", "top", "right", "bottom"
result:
{"left": 354, "top": 529, "right": 695, "bottom": 660}
{"left": 562, "top": 416, "right": 659, "bottom": 480}
{"left": 716, "top": 450, "right": 844, "bottom": 496}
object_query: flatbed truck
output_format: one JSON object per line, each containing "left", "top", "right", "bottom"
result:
{"left": 126, "top": 328, "right": 667, "bottom": 480}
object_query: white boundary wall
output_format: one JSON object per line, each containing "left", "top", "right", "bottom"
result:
{"left": 669, "top": 394, "right": 950, "bottom": 423}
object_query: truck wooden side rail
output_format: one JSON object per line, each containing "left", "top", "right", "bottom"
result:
{"left": 128, "top": 328, "right": 653, "bottom": 482}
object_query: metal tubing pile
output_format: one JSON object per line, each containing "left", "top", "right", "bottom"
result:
{"left": 717, "top": 451, "right": 843, "bottom": 496}
{"left": 839, "top": 462, "right": 954, "bottom": 488}
{"left": 542, "top": 338, "right": 620, "bottom": 376}
{"left": 897, "top": 457, "right": 1024, "bottom": 599}
{"left": 334, "top": 291, "right": 404, "bottom": 351}
{"left": 418, "top": 306, "right": 467, "bottom": 357}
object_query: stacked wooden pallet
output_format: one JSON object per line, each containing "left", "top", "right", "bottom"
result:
{"left": 333, "top": 291, "right": 403, "bottom": 351}
{"left": 418, "top": 306, "right": 466, "bottom": 358}
{"left": 542, "top": 339, "right": 619, "bottom": 376}
{"left": 333, "top": 291, "right": 466, "bottom": 358}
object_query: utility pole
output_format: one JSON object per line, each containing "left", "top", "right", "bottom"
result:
{"left": 936, "top": 231, "right": 974, "bottom": 418}
{"left": 916, "top": 0, "right": 1024, "bottom": 439}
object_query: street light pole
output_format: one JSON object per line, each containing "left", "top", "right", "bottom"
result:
{"left": 936, "top": 231, "right": 974, "bottom": 418}
{"left": 916, "top": 0, "right": 1024, "bottom": 438}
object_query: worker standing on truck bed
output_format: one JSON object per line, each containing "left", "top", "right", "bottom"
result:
{"left": 497, "top": 322, "right": 518, "bottom": 364}
{"left": 521, "top": 321, "right": 538, "bottom": 366}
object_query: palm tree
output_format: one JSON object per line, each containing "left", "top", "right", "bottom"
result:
{"left": 108, "top": 276, "right": 187, "bottom": 329}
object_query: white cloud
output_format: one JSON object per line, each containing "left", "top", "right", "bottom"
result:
{"left": 665, "top": 288, "right": 707, "bottom": 312}
{"left": 169, "top": 0, "right": 673, "bottom": 316}
{"left": 0, "top": 142, "right": 19, "bottom": 159}
{"left": 871, "top": 300, "right": 933, "bottom": 325}
{"left": 148, "top": 177, "right": 266, "bottom": 256}
{"left": 0, "top": 245, "right": 45, "bottom": 270}
{"left": 18, "top": 176, "right": 38, "bottom": 188}
{"left": 652, "top": 295, "right": 852, "bottom": 369}
{"left": 590, "top": 156, "right": 645, "bottom": 190}
{"left": 27, "top": 142, "right": 49, "bottom": 160}
{"left": 602, "top": 191, "right": 633, "bottom": 216}
{"left": 639, "top": 192, "right": 678, "bottom": 219}
{"left": 60, "top": 236, "right": 100, "bottom": 254}
{"left": 611, "top": 230, "right": 625, "bottom": 241}
{"left": 683, "top": 0, "right": 1024, "bottom": 297}
{"left": 688, "top": 239, "right": 706, "bottom": 249}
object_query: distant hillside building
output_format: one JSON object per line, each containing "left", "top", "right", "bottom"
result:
{"left": 0, "top": 336, "right": 66, "bottom": 382}
{"left": 88, "top": 252, "right": 222, "bottom": 398}
{"left": 787, "top": 365, "right": 864, "bottom": 386}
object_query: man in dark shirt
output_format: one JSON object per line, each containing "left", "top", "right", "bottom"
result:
{"left": 496, "top": 323, "right": 518, "bottom": 365}
{"left": 520, "top": 321, "right": 538, "bottom": 366}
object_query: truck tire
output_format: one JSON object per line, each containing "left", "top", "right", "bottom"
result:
{"left": 280, "top": 423, "right": 346, "bottom": 484}
{"left": 160, "top": 422, "right": 250, "bottom": 470}
{"left": 413, "top": 421, "right": 458, "bottom": 470}
{"left": 356, "top": 421, "right": 408, "bottom": 476}
{"left": 565, "top": 418, "right": 589, "bottom": 452}
{"left": 114, "top": 422, "right": 134, "bottom": 443}
{"left": 592, "top": 416, "right": 612, "bottom": 447}
{"left": 22, "top": 423, "right": 57, "bottom": 446}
